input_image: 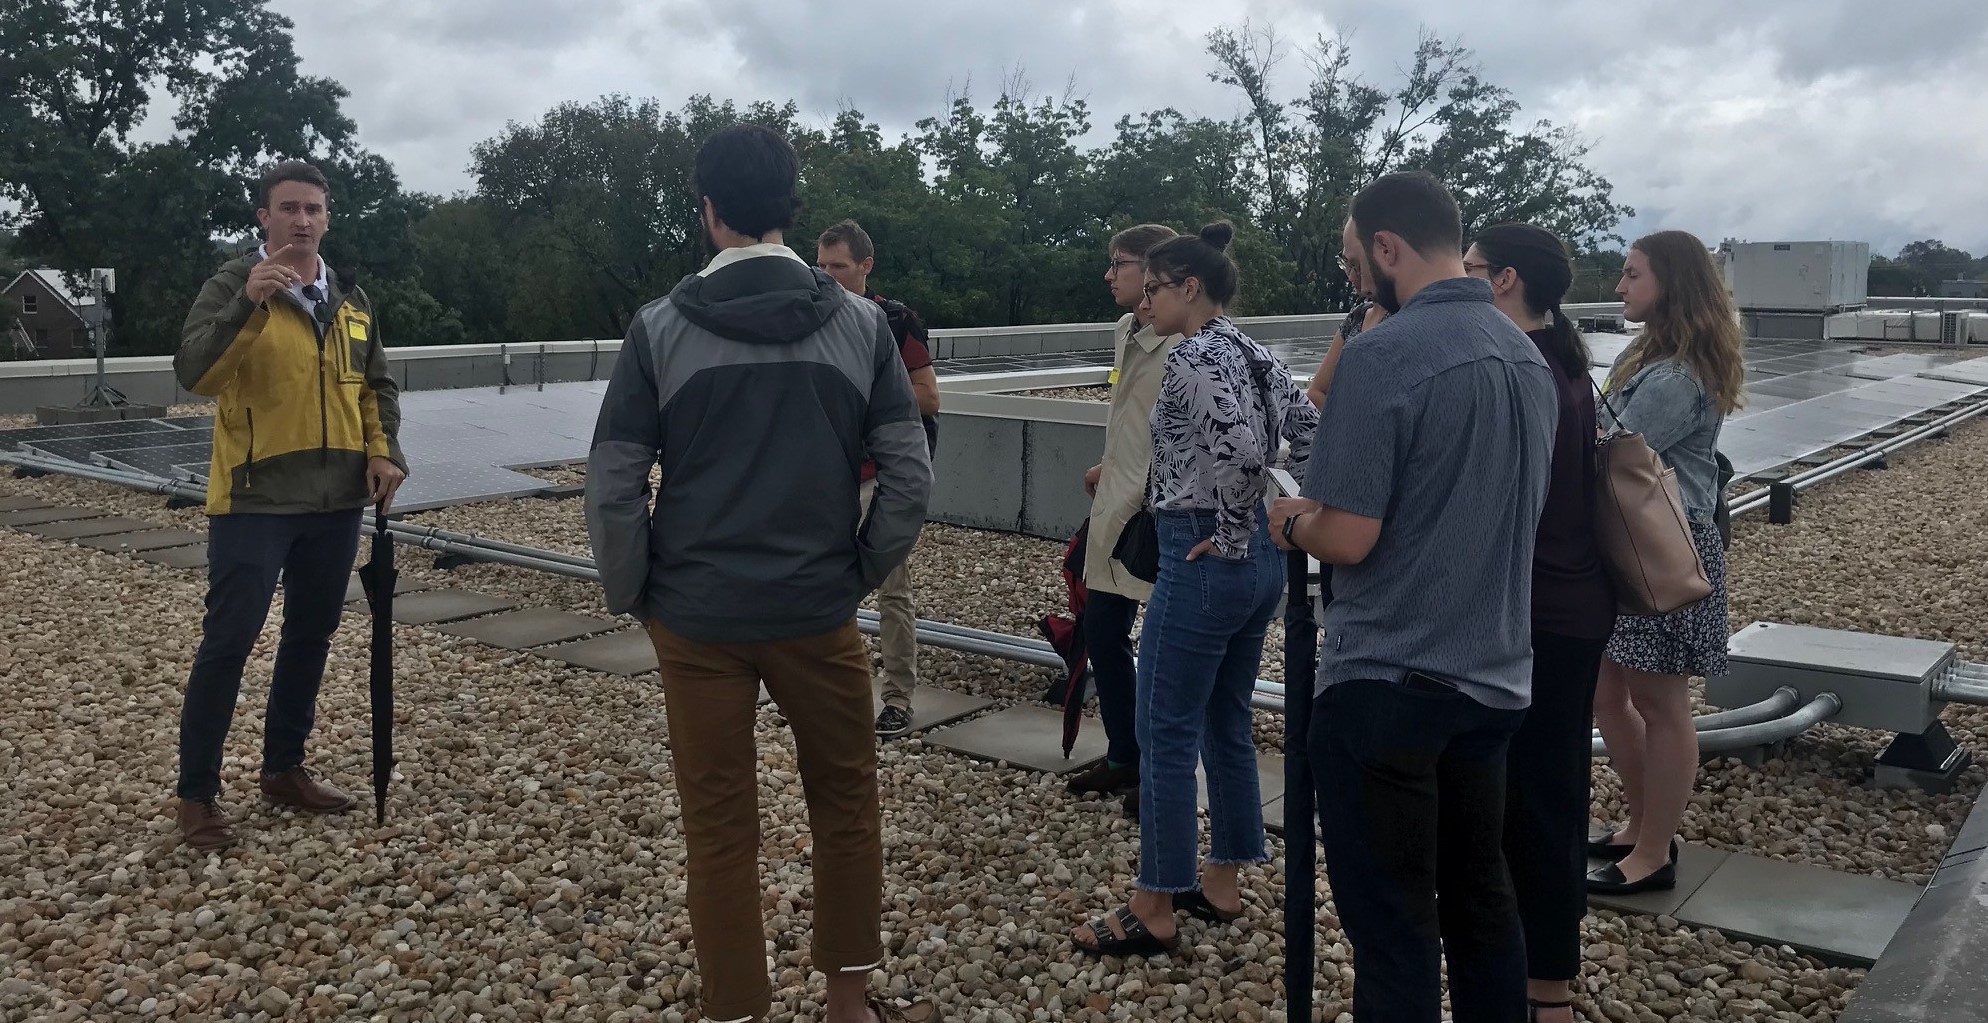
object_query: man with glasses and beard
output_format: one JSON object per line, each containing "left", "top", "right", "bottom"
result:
{"left": 1271, "top": 171, "right": 1558, "bottom": 1023}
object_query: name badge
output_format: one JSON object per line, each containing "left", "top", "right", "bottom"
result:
{"left": 349, "top": 321, "right": 369, "bottom": 341}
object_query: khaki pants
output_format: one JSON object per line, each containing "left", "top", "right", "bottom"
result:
{"left": 646, "top": 620, "right": 885, "bottom": 1023}
{"left": 859, "top": 479, "right": 919, "bottom": 710}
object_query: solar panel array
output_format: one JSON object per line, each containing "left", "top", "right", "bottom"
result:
{"left": 6, "top": 346, "right": 1987, "bottom": 510}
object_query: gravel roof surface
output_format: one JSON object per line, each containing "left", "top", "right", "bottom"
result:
{"left": 5, "top": 411, "right": 1987, "bottom": 1022}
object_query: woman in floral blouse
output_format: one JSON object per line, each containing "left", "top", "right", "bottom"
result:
{"left": 1073, "top": 221, "right": 1319, "bottom": 958}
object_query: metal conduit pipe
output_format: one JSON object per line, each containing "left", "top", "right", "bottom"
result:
{"left": 1590, "top": 692, "right": 1842, "bottom": 757}
{"left": 1933, "top": 674, "right": 1988, "bottom": 706}
{"left": 1583, "top": 686, "right": 1802, "bottom": 740}
{"left": 1695, "top": 693, "right": 1843, "bottom": 753}
{"left": 387, "top": 522, "right": 596, "bottom": 568}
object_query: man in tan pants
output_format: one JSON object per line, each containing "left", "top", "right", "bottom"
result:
{"left": 817, "top": 219, "right": 941, "bottom": 737}
{"left": 586, "top": 127, "right": 934, "bottom": 1023}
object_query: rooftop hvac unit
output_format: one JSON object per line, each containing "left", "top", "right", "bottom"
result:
{"left": 1728, "top": 241, "right": 1871, "bottom": 313}
{"left": 1941, "top": 311, "right": 1968, "bottom": 345}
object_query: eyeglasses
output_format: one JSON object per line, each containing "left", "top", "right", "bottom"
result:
{"left": 1106, "top": 258, "right": 1142, "bottom": 276}
{"left": 1141, "top": 279, "right": 1185, "bottom": 301}
{"left": 1463, "top": 261, "right": 1506, "bottom": 277}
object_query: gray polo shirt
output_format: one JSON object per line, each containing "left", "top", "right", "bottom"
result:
{"left": 1301, "top": 277, "right": 1558, "bottom": 710}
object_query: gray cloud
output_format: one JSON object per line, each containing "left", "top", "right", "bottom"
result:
{"left": 267, "top": 0, "right": 1988, "bottom": 256}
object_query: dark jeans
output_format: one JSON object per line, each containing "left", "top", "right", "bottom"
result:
{"left": 1504, "top": 630, "right": 1608, "bottom": 982}
{"left": 1082, "top": 587, "right": 1141, "bottom": 766}
{"left": 1312, "top": 678, "right": 1530, "bottom": 1023}
{"left": 177, "top": 510, "right": 362, "bottom": 800}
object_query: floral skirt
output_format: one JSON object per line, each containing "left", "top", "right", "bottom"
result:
{"left": 1604, "top": 522, "right": 1731, "bottom": 678}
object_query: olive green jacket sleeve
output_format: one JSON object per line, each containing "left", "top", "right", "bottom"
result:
{"left": 174, "top": 256, "right": 265, "bottom": 396}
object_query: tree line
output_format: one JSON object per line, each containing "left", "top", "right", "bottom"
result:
{"left": 6, "top": 3, "right": 1647, "bottom": 357}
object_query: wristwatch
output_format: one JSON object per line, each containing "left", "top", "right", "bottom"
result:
{"left": 1282, "top": 510, "right": 1307, "bottom": 545}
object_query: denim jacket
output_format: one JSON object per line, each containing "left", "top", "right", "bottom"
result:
{"left": 1600, "top": 359, "right": 1723, "bottom": 524}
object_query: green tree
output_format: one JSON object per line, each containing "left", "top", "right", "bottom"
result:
{"left": 0, "top": 0, "right": 443, "bottom": 353}
{"left": 1898, "top": 239, "right": 1976, "bottom": 289}
{"left": 908, "top": 81, "right": 1101, "bottom": 326}
{"left": 1206, "top": 24, "right": 1632, "bottom": 313}
{"left": 1091, "top": 109, "right": 1296, "bottom": 314}
{"left": 463, "top": 93, "right": 815, "bottom": 340}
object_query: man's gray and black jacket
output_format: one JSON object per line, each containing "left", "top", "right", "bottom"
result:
{"left": 585, "top": 248, "right": 935, "bottom": 645}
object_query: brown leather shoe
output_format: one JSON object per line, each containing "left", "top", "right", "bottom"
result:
{"left": 176, "top": 798, "right": 238, "bottom": 851}
{"left": 260, "top": 767, "right": 354, "bottom": 813}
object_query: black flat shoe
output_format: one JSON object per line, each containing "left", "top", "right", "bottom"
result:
{"left": 1586, "top": 857, "right": 1677, "bottom": 895}
{"left": 1585, "top": 829, "right": 1633, "bottom": 860}
{"left": 1586, "top": 833, "right": 1679, "bottom": 863}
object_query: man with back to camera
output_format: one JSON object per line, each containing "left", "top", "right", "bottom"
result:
{"left": 171, "top": 159, "right": 408, "bottom": 851}
{"left": 814, "top": 219, "right": 940, "bottom": 738}
{"left": 1270, "top": 170, "right": 1558, "bottom": 1023}
{"left": 586, "top": 126, "right": 934, "bottom": 1023}
{"left": 1063, "top": 223, "right": 1181, "bottom": 819}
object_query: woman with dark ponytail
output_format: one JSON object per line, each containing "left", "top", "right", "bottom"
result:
{"left": 1465, "top": 224, "right": 1614, "bottom": 1023}
{"left": 1072, "top": 222, "right": 1319, "bottom": 958}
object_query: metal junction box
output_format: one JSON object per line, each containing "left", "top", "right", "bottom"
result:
{"left": 1709, "top": 622, "right": 1957, "bottom": 734}
{"left": 1727, "top": 241, "right": 1871, "bottom": 313}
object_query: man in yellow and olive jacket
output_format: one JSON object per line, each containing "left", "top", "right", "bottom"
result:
{"left": 170, "top": 159, "right": 407, "bottom": 850}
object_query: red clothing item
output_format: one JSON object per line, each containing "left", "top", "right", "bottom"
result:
{"left": 862, "top": 291, "right": 932, "bottom": 481}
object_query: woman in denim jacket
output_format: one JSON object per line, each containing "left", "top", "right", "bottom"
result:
{"left": 1586, "top": 230, "right": 1746, "bottom": 896}
{"left": 1073, "top": 222, "right": 1318, "bottom": 957}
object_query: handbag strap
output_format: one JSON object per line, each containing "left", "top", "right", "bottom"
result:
{"left": 1590, "top": 374, "right": 1624, "bottom": 428}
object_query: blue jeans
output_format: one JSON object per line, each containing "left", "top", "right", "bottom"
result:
{"left": 177, "top": 510, "right": 362, "bottom": 800}
{"left": 1135, "top": 509, "right": 1282, "bottom": 892}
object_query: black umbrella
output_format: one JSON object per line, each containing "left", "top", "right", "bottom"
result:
{"left": 357, "top": 504, "right": 397, "bottom": 824}
{"left": 1283, "top": 549, "right": 1322, "bottom": 1022}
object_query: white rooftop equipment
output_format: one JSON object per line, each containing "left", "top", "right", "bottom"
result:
{"left": 1726, "top": 241, "right": 1871, "bottom": 313}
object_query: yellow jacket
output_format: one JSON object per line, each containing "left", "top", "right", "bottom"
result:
{"left": 174, "top": 252, "right": 405, "bottom": 516}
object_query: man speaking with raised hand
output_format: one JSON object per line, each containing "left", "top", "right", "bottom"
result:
{"left": 171, "top": 159, "right": 407, "bottom": 851}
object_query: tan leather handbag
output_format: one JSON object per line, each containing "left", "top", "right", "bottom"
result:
{"left": 1592, "top": 386, "right": 1713, "bottom": 616}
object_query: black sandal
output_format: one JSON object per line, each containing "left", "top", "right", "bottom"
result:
{"left": 1528, "top": 997, "right": 1574, "bottom": 1022}
{"left": 1174, "top": 888, "right": 1243, "bottom": 924}
{"left": 1073, "top": 905, "right": 1178, "bottom": 958}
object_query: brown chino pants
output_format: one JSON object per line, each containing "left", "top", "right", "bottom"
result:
{"left": 646, "top": 619, "right": 885, "bottom": 1023}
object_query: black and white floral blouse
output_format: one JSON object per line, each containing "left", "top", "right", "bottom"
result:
{"left": 1148, "top": 317, "right": 1319, "bottom": 558}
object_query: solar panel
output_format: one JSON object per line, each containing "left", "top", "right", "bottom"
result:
{"left": 392, "top": 461, "right": 552, "bottom": 513}
{"left": 0, "top": 418, "right": 190, "bottom": 451}
{"left": 21, "top": 430, "right": 193, "bottom": 463}
{"left": 97, "top": 442, "right": 212, "bottom": 479}
{"left": 1745, "top": 370, "right": 1862, "bottom": 401}
{"left": 1719, "top": 376, "right": 1986, "bottom": 475}
{"left": 1924, "top": 357, "right": 1988, "bottom": 387}
{"left": 1840, "top": 353, "right": 1975, "bottom": 380}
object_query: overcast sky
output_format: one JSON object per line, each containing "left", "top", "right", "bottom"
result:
{"left": 260, "top": 0, "right": 1988, "bottom": 256}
